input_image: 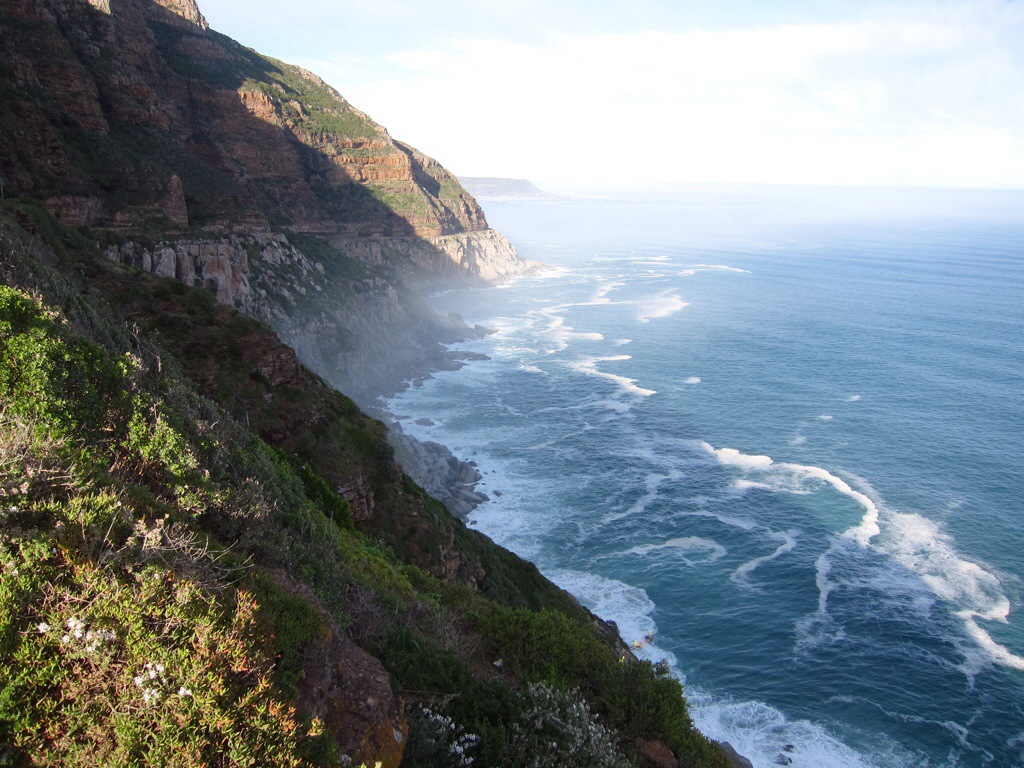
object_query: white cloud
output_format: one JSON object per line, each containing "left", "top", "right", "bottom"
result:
{"left": 290, "top": 2, "right": 1024, "bottom": 189}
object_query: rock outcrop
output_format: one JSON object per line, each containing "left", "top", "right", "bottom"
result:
{"left": 268, "top": 571, "right": 408, "bottom": 768}
{"left": 390, "top": 425, "right": 488, "bottom": 518}
{"left": 333, "top": 229, "right": 540, "bottom": 289}
{"left": 102, "top": 227, "right": 533, "bottom": 401}
{"left": 720, "top": 742, "right": 755, "bottom": 768}
{"left": 105, "top": 238, "right": 255, "bottom": 310}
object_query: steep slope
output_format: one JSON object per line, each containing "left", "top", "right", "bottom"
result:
{"left": 0, "top": 208, "right": 730, "bottom": 768}
{"left": 0, "top": 0, "right": 531, "bottom": 400}
{"left": 0, "top": 0, "right": 483, "bottom": 236}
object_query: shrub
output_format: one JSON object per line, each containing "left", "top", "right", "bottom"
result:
{"left": 504, "top": 683, "right": 635, "bottom": 768}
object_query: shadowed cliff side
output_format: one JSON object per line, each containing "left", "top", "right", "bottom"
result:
{"left": 0, "top": 0, "right": 533, "bottom": 403}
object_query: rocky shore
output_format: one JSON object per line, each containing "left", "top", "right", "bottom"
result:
{"left": 389, "top": 423, "right": 488, "bottom": 517}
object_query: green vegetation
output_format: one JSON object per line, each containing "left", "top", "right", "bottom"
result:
{"left": 0, "top": 286, "right": 336, "bottom": 765}
{"left": 151, "top": 22, "right": 384, "bottom": 142}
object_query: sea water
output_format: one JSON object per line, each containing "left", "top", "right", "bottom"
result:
{"left": 385, "top": 186, "right": 1024, "bottom": 768}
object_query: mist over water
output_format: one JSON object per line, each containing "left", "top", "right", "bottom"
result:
{"left": 387, "top": 186, "right": 1024, "bottom": 768}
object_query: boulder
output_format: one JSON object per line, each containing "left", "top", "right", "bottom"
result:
{"left": 635, "top": 738, "right": 678, "bottom": 768}
{"left": 720, "top": 742, "right": 755, "bottom": 768}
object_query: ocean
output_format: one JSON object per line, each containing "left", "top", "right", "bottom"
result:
{"left": 385, "top": 186, "right": 1024, "bottom": 768}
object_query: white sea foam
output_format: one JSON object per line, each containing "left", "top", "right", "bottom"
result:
{"left": 699, "top": 442, "right": 881, "bottom": 546}
{"left": 571, "top": 355, "right": 656, "bottom": 397}
{"left": 881, "top": 512, "right": 1024, "bottom": 673}
{"left": 679, "top": 507, "right": 759, "bottom": 532}
{"left": 678, "top": 264, "right": 752, "bottom": 278}
{"left": 614, "top": 338, "right": 632, "bottom": 346}
{"left": 742, "top": 455, "right": 1024, "bottom": 675}
{"left": 703, "top": 444, "right": 774, "bottom": 471}
{"left": 529, "top": 285, "right": 625, "bottom": 351}
{"left": 637, "top": 290, "right": 689, "bottom": 323}
{"left": 730, "top": 479, "right": 775, "bottom": 493}
{"left": 731, "top": 531, "right": 799, "bottom": 586}
{"left": 683, "top": 376, "right": 702, "bottom": 385}
{"left": 689, "top": 264, "right": 752, "bottom": 273}
{"left": 818, "top": 414, "right": 835, "bottom": 422}
{"left": 625, "top": 537, "right": 727, "bottom": 564}
{"left": 846, "top": 395, "right": 862, "bottom": 402}
{"left": 790, "top": 435, "right": 808, "bottom": 446}
{"left": 535, "top": 308, "right": 606, "bottom": 352}
{"left": 593, "top": 280, "right": 625, "bottom": 301}
{"left": 547, "top": 569, "right": 677, "bottom": 667}
{"left": 576, "top": 398, "right": 634, "bottom": 414}
{"left": 689, "top": 690, "right": 885, "bottom": 768}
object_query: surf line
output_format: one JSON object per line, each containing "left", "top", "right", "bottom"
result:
{"left": 701, "top": 441, "right": 1024, "bottom": 673}
{"left": 700, "top": 442, "right": 879, "bottom": 545}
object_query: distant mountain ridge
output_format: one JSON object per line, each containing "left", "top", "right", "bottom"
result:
{"left": 459, "top": 177, "right": 557, "bottom": 200}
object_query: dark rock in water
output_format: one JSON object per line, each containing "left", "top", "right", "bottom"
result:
{"left": 493, "top": 491, "right": 502, "bottom": 497}
{"left": 412, "top": 379, "right": 424, "bottom": 388}
{"left": 414, "top": 418, "right": 435, "bottom": 427}
{"left": 719, "top": 742, "right": 754, "bottom": 768}
{"left": 449, "top": 351, "right": 491, "bottom": 362}
{"left": 774, "top": 756, "right": 792, "bottom": 766}
{"left": 782, "top": 744, "right": 795, "bottom": 753}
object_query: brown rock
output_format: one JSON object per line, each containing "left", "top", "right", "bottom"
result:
{"left": 263, "top": 571, "right": 407, "bottom": 768}
{"left": 46, "top": 195, "right": 103, "bottom": 227}
{"left": 719, "top": 742, "right": 755, "bottom": 768}
{"left": 635, "top": 738, "right": 679, "bottom": 768}
{"left": 147, "top": 0, "right": 209, "bottom": 31}
{"left": 338, "top": 471, "right": 376, "bottom": 524}
{"left": 0, "top": 0, "right": 489, "bottom": 236}
{"left": 161, "top": 175, "right": 189, "bottom": 227}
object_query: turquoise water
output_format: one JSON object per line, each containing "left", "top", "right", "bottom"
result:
{"left": 386, "top": 187, "right": 1024, "bottom": 767}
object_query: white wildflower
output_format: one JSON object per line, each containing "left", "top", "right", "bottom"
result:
{"left": 37, "top": 622, "right": 51, "bottom": 634}
{"left": 178, "top": 686, "right": 192, "bottom": 697}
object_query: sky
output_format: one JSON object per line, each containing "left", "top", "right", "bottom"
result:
{"left": 196, "top": 0, "right": 1024, "bottom": 192}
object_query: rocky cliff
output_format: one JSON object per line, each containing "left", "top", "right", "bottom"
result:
{"left": 0, "top": 0, "right": 486, "bottom": 236}
{"left": 332, "top": 229, "right": 541, "bottom": 290}
{"left": 1, "top": 0, "right": 535, "bottom": 402}
{"left": 98, "top": 228, "right": 523, "bottom": 402}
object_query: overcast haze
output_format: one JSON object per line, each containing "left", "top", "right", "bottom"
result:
{"left": 197, "top": 0, "right": 1024, "bottom": 193}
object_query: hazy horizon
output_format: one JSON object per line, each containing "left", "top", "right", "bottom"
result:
{"left": 197, "top": 0, "right": 1024, "bottom": 192}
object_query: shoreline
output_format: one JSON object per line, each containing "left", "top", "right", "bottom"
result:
{"left": 362, "top": 345, "right": 495, "bottom": 520}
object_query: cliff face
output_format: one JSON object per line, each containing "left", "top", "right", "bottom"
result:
{"left": 1, "top": 0, "right": 535, "bottom": 400}
{"left": 100, "top": 229, "right": 518, "bottom": 401}
{"left": 332, "top": 229, "right": 540, "bottom": 290}
{"left": 0, "top": 0, "right": 486, "bottom": 236}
